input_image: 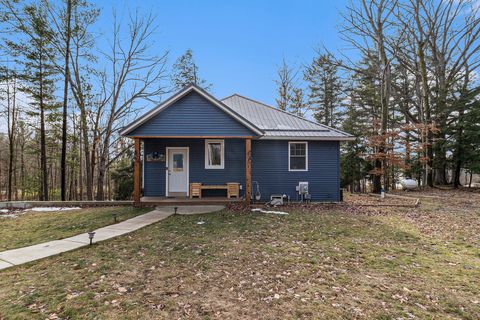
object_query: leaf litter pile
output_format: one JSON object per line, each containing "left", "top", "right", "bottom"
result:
{"left": 0, "top": 190, "right": 479, "bottom": 319}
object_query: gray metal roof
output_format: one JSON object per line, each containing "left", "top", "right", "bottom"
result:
{"left": 221, "top": 94, "right": 354, "bottom": 140}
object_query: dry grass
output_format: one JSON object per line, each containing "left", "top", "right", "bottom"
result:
{"left": 0, "top": 206, "right": 151, "bottom": 251}
{"left": 0, "top": 191, "right": 479, "bottom": 319}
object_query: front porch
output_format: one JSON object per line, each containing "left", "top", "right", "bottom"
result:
{"left": 133, "top": 137, "right": 252, "bottom": 206}
{"left": 140, "top": 196, "right": 243, "bottom": 206}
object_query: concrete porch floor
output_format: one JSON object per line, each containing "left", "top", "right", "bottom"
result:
{"left": 141, "top": 196, "right": 242, "bottom": 206}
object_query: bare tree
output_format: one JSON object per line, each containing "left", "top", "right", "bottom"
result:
{"left": 275, "top": 59, "right": 295, "bottom": 111}
{"left": 422, "top": 0, "right": 480, "bottom": 185}
{"left": 0, "top": 66, "right": 18, "bottom": 201}
{"left": 64, "top": 1, "right": 99, "bottom": 200}
{"left": 95, "top": 11, "right": 168, "bottom": 200}
{"left": 60, "top": 0, "right": 72, "bottom": 201}
{"left": 391, "top": 0, "right": 480, "bottom": 187}
{"left": 275, "top": 58, "right": 308, "bottom": 116}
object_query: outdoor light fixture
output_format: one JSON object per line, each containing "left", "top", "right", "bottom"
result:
{"left": 88, "top": 232, "right": 95, "bottom": 245}
{"left": 112, "top": 213, "right": 118, "bottom": 222}
{"left": 174, "top": 207, "right": 178, "bottom": 215}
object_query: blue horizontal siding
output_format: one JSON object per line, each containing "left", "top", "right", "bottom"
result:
{"left": 143, "top": 138, "right": 340, "bottom": 201}
{"left": 251, "top": 140, "right": 340, "bottom": 202}
{"left": 128, "top": 92, "right": 254, "bottom": 137}
{"left": 143, "top": 138, "right": 246, "bottom": 197}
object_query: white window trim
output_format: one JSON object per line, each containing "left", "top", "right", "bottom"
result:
{"left": 288, "top": 141, "right": 308, "bottom": 172}
{"left": 205, "top": 139, "right": 225, "bottom": 169}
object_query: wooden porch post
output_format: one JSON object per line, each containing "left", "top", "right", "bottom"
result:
{"left": 245, "top": 138, "right": 252, "bottom": 204}
{"left": 133, "top": 138, "right": 141, "bottom": 206}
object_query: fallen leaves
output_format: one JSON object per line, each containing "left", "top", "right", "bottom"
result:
{"left": 117, "top": 287, "right": 128, "bottom": 293}
{"left": 1, "top": 189, "right": 479, "bottom": 319}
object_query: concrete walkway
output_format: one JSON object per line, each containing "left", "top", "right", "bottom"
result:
{"left": 0, "top": 205, "right": 224, "bottom": 271}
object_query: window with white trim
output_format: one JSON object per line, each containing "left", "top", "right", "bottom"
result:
{"left": 205, "top": 139, "right": 225, "bottom": 169}
{"left": 289, "top": 142, "right": 308, "bottom": 171}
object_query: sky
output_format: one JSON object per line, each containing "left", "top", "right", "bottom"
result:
{"left": 94, "top": 0, "right": 349, "bottom": 106}
{"left": 0, "top": 0, "right": 351, "bottom": 133}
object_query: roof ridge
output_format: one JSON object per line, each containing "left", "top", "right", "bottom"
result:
{"left": 190, "top": 87, "right": 264, "bottom": 134}
{"left": 222, "top": 93, "right": 352, "bottom": 137}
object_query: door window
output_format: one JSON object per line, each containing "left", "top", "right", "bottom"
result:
{"left": 173, "top": 153, "right": 184, "bottom": 172}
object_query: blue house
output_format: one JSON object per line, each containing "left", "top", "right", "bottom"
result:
{"left": 121, "top": 85, "right": 353, "bottom": 205}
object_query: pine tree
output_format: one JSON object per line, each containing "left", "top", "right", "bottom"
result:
{"left": 289, "top": 87, "right": 308, "bottom": 117}
{"left": 340, "top": 85, "right": 370, "bottom": 192}
{"left": 450, "top": 85, "right": 480, "bottom": 187}
{"left": 275, "top": 59, "right": 308, "bottom": 116}
{"left": 350, "top": 52, "right": 383, "bottom": 192}
{"left": 171, "top": 49, "right": 211, "bottom": 90}
{"left": 6, "top": 3, "right": 59, "bottom": 200}
{"left": 304, "top": 52, "right": 343, "bottom": 128}
{"left": 275, "top": 59, "right": 294, "bottom": 112}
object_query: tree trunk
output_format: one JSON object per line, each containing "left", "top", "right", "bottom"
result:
{"left": 70, "top": 44, "right": 93, "bottom": 200}
{"left": 0, "top": 163, "right": 2, "bottom": 201}
{"left": 434, "top": 129, "right": 447, "bottom": 185}
{"left": 453, "top": 161, "right": 462, "bottom": 188}
{"left": 6, "top": 73, "right": 16, "bottom": 201}
{"left": 372, "top": 161, "right": 382, "bottom": 193}
{"left": 453, "top": 109, "right": 465, "bottom": 188}
{"left": 39, "top": 53, "right": 49, "bottom": 201}
{"left": 79, "top": 129, "right": 83, "bottom": 200}
{"left": 61, "top": 0, "right": 72, "bottom": 201}
{"left": 376, "top": 14, "right": 391, "bottom": 193}
{"left": 20, "top": 134, "right": 25, "bottom": 200}
{"left": 37, "top": 144, "right": 42, "bottom": 200}
{"left": 417, "top": 40, "right": 433, "bottom": 187}
{"left": 80, "top": 109, "right": 93, "bottom": 200}
{"left": 14, "top": 138, "right": 18, "bottom": 200}
{"left": 95, "top": 99, "right": 116, "bottom": 200}
{"left": 96, "top": 147, "right": 108, "bottom": 200}
{"left": 405, "top": 129, "right": 411, "bottom": 178}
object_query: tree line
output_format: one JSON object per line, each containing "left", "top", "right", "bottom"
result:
{"left": 0, "top": 0, "right": 207, "bottom": 201}
{"left": 1, "top": 0, "right": 479, "bottom": 201}
{"left": 275, "top": 0, "right": 480, "bottom": 192}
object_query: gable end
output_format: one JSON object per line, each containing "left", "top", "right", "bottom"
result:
{"left": 125, "top": 90, "right": 258, "bottom": 137}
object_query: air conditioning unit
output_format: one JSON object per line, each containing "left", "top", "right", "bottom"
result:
{"left": 270, "top": 194, "right": 288, "bottom": 206}
{"left": 296, "top": 182, "right": 309, "bottom": 195}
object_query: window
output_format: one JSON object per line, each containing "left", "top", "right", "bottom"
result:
{"left": 205, "top": 139, "right": 225, "bottom": 169}
{"left": 172, "top": 154, "right": 184, "bottom": 172}
{"left": 289, "top": 142, "right": 308, "bottom": 171}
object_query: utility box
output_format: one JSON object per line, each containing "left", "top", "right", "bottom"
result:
{"left": 270, "top": 194, "right": 285, "bottom": 206}
{"left": 296, "top": 182, "right": 309, "bottom": 195}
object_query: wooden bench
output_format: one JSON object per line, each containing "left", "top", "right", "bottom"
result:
{"left": 190, "top": 183, "right": 240, "bottom": 199}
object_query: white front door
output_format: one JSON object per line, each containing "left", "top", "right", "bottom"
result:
{"left": 167, "top": 148, "right": 189, "bottom": 196}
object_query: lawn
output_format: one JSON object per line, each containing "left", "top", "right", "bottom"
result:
{"left": 0, "top": 206, "right": 151, "bottom": 251}
{"left": 0, "top": 192, "right": 479, "bottom": 319}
